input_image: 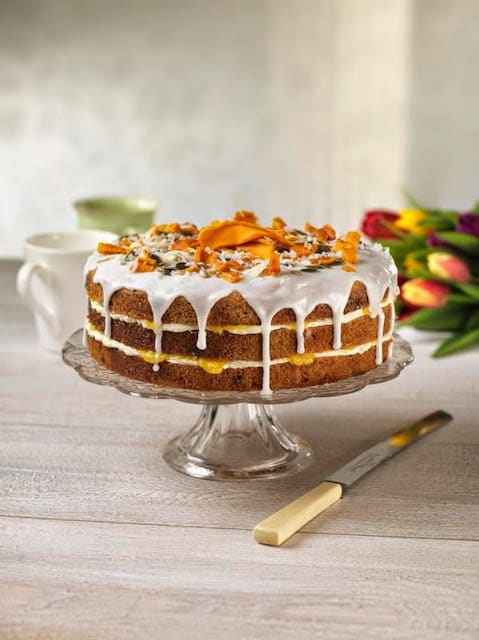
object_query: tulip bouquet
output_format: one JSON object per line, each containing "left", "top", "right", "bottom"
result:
{"left": 361, "top": 201, "right": 479, "bottom": 357}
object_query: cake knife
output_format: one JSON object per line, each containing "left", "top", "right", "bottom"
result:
{"left": 254, "top": 410, "right": 452, "bottom": 546}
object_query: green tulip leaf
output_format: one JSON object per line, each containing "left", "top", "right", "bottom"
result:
{"left": 456, "top": 282, "right": 479, "bottom": 301}
{"left": 433, "top": 327, "right": 479, "bottom": 357}
{"left": 465, "top": 308, "right": 479, "bottom": 330}
{"left": 380, "top": 236, "right": 426, "bottom": 268}
{"left": 436, "top": 232, "right": 479, "bottom": 255}
{"left": 418, "top": 216, "right": 456, "bottom": 231}
{"left": 407, "top": 247, "right": 435, "bottom": 261}
{"left": 400, "top": 187, "right": 426, "bottom": 209}
{"left": 447, "top": 293, "right": 478, "bottom": 305}
{"left": 441, "top": 211, "right": 459, "bottom": 225}
{"left": 466, "top": 257, "right": 479, "bottom": 275}
{"left": 401, "top": 303, "right": 471, "bottom": 331}
{"left": 418, "top": 208, "right": 457, "bottom": 221}
{"left": 407, "top": 267, "right": 442, "bottom": 279}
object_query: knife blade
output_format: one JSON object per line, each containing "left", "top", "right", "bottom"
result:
{"left": 253, "top": 410, "right": 452, "bottom": 546}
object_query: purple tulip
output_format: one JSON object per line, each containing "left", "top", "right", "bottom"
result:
{"left": 457, "top": 212, "right": 479, "bottom": 236}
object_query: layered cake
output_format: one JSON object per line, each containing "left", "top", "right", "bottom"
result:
{"left": 84, "top": 212, "right": 397, "bottom": 392}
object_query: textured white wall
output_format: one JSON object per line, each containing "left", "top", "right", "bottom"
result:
{"left": 1, "top": 0, "right": 479, "bottom": 257}
{"left": 261, "top": 0, "right": 335, "bottom": 224}
{"left": 0, "top": 0, "right": 271, "bottom": 256}
{"left": 406, "top": 0, "right": 479, "bottom": 210}
{"left": 329, "top": 0, "right": 412, "bottom": 217}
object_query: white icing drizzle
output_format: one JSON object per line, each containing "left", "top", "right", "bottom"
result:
{"left": 84, "top": 244, "right": 397, "bottom": 394}
{"left": 101, "top": 282, "right": 116, "bottom": 339}
{"left": 376, "top": 308, "right": 385, "bottom": 365}
{"left": 295, "top": 311, "right": 306, "bottom": 355}
{"left": 260, "top": 311, "right": 273, "bottom": 394}
{"left": 148, "top": 291, "right": 178, "bottom": 355}
{"left": 387, "top": 339, "right": 394, "bottom": 359}
{"left": 329, "top": 294, "right": 348, "bottom": 350}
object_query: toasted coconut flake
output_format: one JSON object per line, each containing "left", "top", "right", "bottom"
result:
{"left": 245, "top": 260, "right": 268, "bottom": 278}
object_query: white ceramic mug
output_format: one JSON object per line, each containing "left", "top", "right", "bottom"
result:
{"left": 17, "top": 230, "right": 117, "bottom": 351}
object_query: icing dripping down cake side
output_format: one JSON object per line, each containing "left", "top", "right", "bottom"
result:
{"left": 83, "top": 214, "right": 398, "bottom": 393}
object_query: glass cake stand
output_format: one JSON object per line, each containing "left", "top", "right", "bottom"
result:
{"left": 62, "top": 330, "right": 413, "bottom": 480}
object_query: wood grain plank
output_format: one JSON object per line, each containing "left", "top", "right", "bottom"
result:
{"left": 0, "top": 420, "right": 478, "bottom": 540}
{"left": 0, "top": 516, "right": 478, "bottom": 640}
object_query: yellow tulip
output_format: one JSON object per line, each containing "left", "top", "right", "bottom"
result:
{"left": 395, "top": 209, "right": 429, "bottom": 235}
{"left": 404, "top": 254, "right": 423, "bottom": 276}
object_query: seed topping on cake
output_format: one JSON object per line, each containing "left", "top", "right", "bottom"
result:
{"left": 95, "top": 211, "right": 361, "bottom": 281}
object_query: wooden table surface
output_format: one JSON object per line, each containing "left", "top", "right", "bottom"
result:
{"left": 1, "top": 259, "right": 478, "bottom": 639}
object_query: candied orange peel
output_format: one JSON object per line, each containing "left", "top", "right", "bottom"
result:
{"left": 233, "top": 210, "right": 258, "bottom": 224}
{"left": 97, "top": 242, "right": 129, "bottom": 255}
{"left": 305, "top": 223, "right": 336, "bottom": 242}
{"left": 171, "top": 237, "right": 198, "bottom": 251}
{"left": 197, "top": 219, "right": 289, "bottom": 252}
{"left": 131, "top": 249, "right": 157, "bottom": 272}
{"left": 240, "top": 239, "right": 276, "bottom": 259}
{"left": 334, "top": 230, "right": 361, "bottom": 265}
{"left": 263, "top": 251, "right": 281, "bottom": 276}
{"left": 272, "top": 216, "right": 286, "bottom": 229}
{"left": 150, "top": 222, "right": 181, "bottom": 235}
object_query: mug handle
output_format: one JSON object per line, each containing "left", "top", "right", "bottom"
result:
{"left": 16, "top": 263, "right": 62, "bottom": 337}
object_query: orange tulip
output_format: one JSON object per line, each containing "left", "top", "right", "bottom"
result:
{"left": 401, "top": 279, "right": 450, "bottom": 308}
{"left": 427, "top": 252, "right": 470, "bottom": 283}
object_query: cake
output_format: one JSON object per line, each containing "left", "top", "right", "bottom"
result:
{"left": 84, "top": 212, "right": 397, "bottom": 393}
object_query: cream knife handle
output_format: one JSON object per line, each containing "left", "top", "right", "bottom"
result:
{"left": 253, "top": 481, "right": 343, "bottom": 546}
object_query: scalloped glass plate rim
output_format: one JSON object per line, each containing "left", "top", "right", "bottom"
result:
{"left": 62, "top": 330, "right": 414, "bottom": 406}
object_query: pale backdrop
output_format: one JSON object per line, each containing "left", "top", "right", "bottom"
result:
{"left": 1, "top": 0, "right": 478, "bottom": 256}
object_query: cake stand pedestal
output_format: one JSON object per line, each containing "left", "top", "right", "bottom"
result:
{"left": 62, "top": 331, "right": 413, "bottom": 480}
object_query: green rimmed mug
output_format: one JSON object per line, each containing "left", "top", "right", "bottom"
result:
{"left": 74, "top": 196, "right": 157, "bottom": 236}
